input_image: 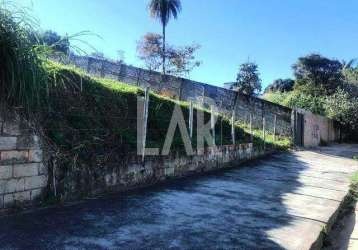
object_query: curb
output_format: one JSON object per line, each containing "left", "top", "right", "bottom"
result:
{"left": 310, "top": 187, "right": 354, "bottom": 249}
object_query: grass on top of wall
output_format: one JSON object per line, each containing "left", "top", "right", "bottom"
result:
{"left": 239, "top": 123, "right": 292, "bottom": 151}
{"left": 38, "top": 61, "right": 290, "bottom": 168}
{"left": 38, "top": 62, "right": 240, "bottom": 163}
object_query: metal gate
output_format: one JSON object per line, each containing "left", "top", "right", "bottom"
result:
{"left": 294, "top": 111, "right": 304, "bottom": 147}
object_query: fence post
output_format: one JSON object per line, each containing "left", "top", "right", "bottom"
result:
{"left": 231, "top": 109, "right": 236, "bottom": 145}
{"left": 273, "top": 114, "right": 277, "bottom": 142}
{"left": 262, "top": 117, "right": 266, "bottom": 150}
{"left": 101, "top": 59, "right": 105, "bottom": 78}
{"left": 250, "top": 114, "right": 253, "bottom": 143}
{"left": 291, "top": 110, "right": 296, "bottom": 147}
{"left": 86, "top": 57, "right": 92, "bottom": 73}
{"left": 211, "top": 105, "right": 216, "bottom": 146}
{"left": 189, "top": 101, "right": 194, "bottom": 139}
{"left": 52, "top": 159, "right": 57, "bottom": 197}
{"left": 142, "top": 87, "right": 150, "bottom": 161}
{"left": 221, "top": 117, "right": 223, "bottom": 147}
{"left": 136, "top": 68, "right": 142, "bottom": 87}
{"left": 118, "top": 63, "right": 125, "bottom": 82}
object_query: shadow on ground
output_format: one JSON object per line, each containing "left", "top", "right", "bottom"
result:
{"left": 0, "top": 145, "right": 356, "bottom": 249}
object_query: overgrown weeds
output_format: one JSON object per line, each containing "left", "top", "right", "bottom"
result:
{"left": 0, "top": 3, "right": 48, "bottom": 113}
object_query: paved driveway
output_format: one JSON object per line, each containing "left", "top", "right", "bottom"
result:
{"left": 0, "top": 144, "right": 357, "bottom": 250}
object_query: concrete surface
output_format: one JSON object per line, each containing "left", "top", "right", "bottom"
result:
{"left": 0, "top": 144, "right": 357, "bottom": 249}
{"left": 324, "top": 203, "right": 358, "bottom": 250}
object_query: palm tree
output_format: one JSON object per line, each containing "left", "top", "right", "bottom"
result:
{"left": 149, "top": 0, "right": 182, "bottom": 75}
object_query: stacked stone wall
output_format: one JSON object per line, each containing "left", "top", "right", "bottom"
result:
{"left": 0, "top": 113, "right": 47, "bottom": 212}
{"left": 58, "top": 143, "right": 270, "bottom": 199}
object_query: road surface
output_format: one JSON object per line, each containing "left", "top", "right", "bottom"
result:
{"left": 0, "top": 144, "right": 357, "bottom": 249}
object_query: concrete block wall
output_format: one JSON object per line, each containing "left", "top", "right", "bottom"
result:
{"left": 0, "top": 113, "right": 47, "bottom": 211}
{"left": 55, "top": 55, "right": 293, "bottom": 138}
{"left": 298, "top": 109, "right": 341, "bottom": 147}
{"left": 56, "top": 54, "right": 352, "bottom": 148}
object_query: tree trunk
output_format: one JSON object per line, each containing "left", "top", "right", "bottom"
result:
{"left": 162, "top": 24, "right": 166, "bottom": 75}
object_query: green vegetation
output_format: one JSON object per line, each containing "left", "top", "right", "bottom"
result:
{"left": 325, "top": 88, "right": 358, "bottom": 130}
{"left": 239, "top": 123, "right": 291, "bottom": 151}
{"left": 292, "top": 54, "right": 343, "bottom": 96}
{"left": 353, "top": 155, "right": 358, "bottom": 161}
{"left": 351, "top": 171, "right": 358, "bottom": 184}
{"left": 1, "top": 4, "right": 290, "bottom": 174}
{"left": 323, "top": 170, "right": 358, "bottom": 247}
{"left": 229, "top": 62, "right": 262, "bottom": 96}
{"left": 137, "top": 32, "right": 201, "bottom": 77}
{"left": 264, "top": 79, "right": 294, "bottom": 93}
{"left": 32, "top": 62, "right": 291, "bottom": 170}
{"left": 333, "top": 171, "right": 358, "bottom": 219}
{"left": 349, "top": 171, "right": 358, "bottom": 203}
{"left": 264, "top": 54, "right": 358, "bottom": 141}
{"left": 262, "top": 91, "right": 290, "bottom": 107}
{"left": 149, "top": 0, "right": 182, "bottom": 74}
{"left": 0, "top": 4, "right": 48, "bottom": 112}
{"left": 38, "top": 30, "right": 70, "bottom": 54}
{"left": 264, "top": 86, "right": 358, "bottom": 134}
{"left": 264, "top": 91, "right": 326, "bottom": 115}
{"left": 43, "top": 61, "right": 288, "bottom": 151}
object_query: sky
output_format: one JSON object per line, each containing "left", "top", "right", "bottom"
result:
{"left": 13, "top": 0, "right": 358, "bottom": 89}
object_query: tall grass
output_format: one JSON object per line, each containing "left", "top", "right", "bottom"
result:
{"left": 0, "top": 2, "right": 48, "bottom": 113}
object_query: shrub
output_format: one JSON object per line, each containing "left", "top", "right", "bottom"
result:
{"left": 325, "top": 88, "right": 358, "bottom": 129}
{"left": 284, "top": 91, "right": 326, "bottom": 115}
{"left": 264, "top": 78, "right": 294, "bottom": 93}
{"left": 0, "top": 4, "right": 48, "bottom": 112}
{"left": 262, "top": 91, "right": 289, "bottom": 106}
{"left": 263, "top": 90, "right": 326, "bottom": 115}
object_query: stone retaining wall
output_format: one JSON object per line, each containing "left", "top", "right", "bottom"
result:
{"left": 0, "top": 111, "right": 270, "bottom": 213}
{"left": 0, "top": 113, "right": 47, "bottom": 212}
{"left": 58, "top": 143, "right": 268, "bottom": 199}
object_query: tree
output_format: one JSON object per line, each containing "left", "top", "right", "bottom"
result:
{"left": 341, "top": 59, "right": 358, "bottom": 86}
{"left": 325, "top": 88, "right": 358, "bottom": 129}
{"left": 149, "top": 0, "right": 182, "bottom": 75}
{"left": 137, "top": 33, "right": 163, "bottom": 71}
{"left": 230, "top": 62, "right": 262, "bottom": 96}
{"left": 40, "top": 30, "right": 70, "bottom": 54}
{"left": 264, "top": 78, "right": 294, "bottom": 93}
{"left": 284, "top": 91, "right": 326, "bottom": 115}
{"left": 341, "top": 59, "right": 357, "bottom": 71}
{"left": 343, "top": 68, "right": 358, "bottom": 85}
{"left": 137, "top": 33, "right": 201, "bottom": 77}
{"left": 166, "top": 44, "right": 201, "bottom": 77}
{"left": 292, "top": 54, "right": 343, "bottom": 95}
